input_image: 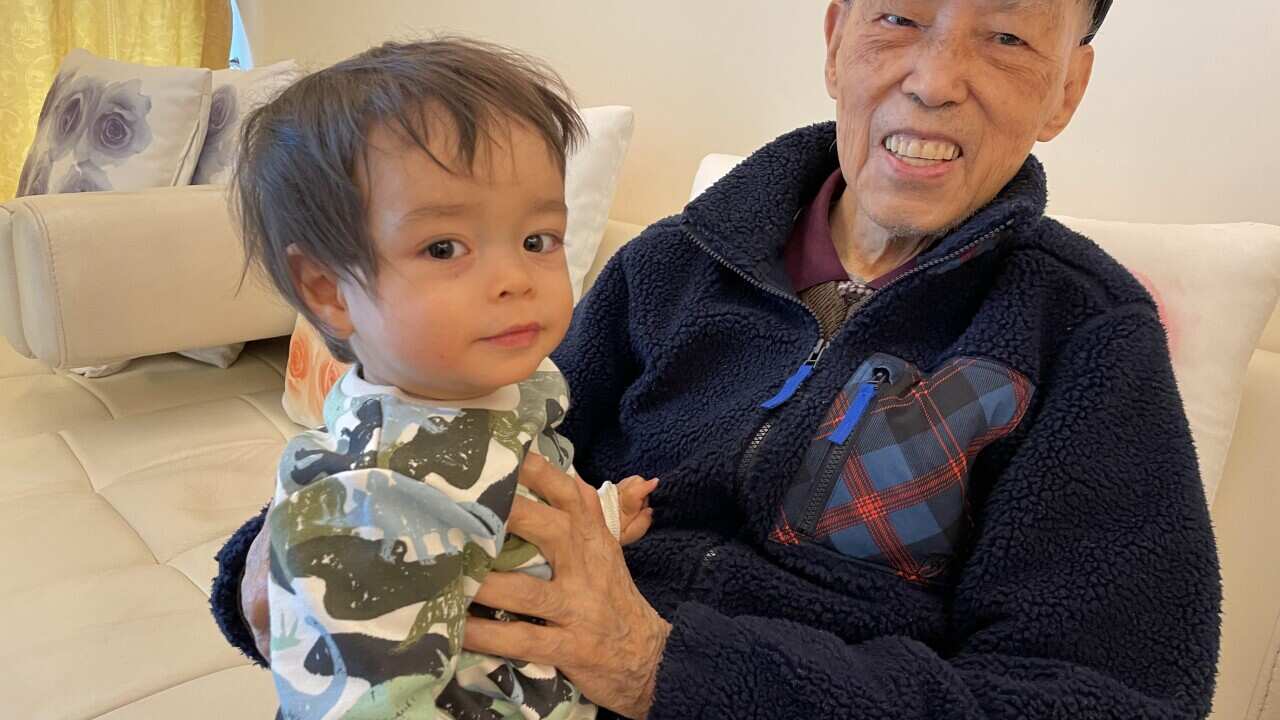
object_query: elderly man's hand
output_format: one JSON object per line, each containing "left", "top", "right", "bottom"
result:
{"left": 464, "top": 454, "right": 671, "bottom": 719}
{"left": 242, "top": 515, "right": 273, "bottom": 662}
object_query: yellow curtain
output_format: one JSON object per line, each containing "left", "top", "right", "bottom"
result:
{"left": 0, "top": 0, "right": 231, "bottom": 200}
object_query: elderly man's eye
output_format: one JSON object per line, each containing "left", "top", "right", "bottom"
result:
{"left": 995, "top": 32, "right": 1026, "bottom": 47}
{"left": 881, "top": 15, "right": 919, "bottom": 28}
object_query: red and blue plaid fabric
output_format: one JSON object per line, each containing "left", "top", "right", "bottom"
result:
{"left": 772, "top": 354, "right": 1034, "bottom": 583}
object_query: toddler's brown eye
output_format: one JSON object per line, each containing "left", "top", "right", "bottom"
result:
{"left": 523, "top": 234, "right": 561, "bottom": 254}
{"left": 425, "top": 239, "right": 465, "bottom": 259}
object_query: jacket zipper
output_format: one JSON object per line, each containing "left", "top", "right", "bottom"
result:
{"left": 684, "top": 228, "right": 825, "bottom": 488}
{"left": 760, "top": 338, "right": 829, "bottom": 409}
{"left": 828, "top": 367, "right": 889, "bottom": 445}
{"left": 735, "top": 419, "right": 775, "bottom": 488}
{"left": 799, "top": 367, "right": 889, "bottom": 534}
{"left": 684, "top": 229, "right": 821, "bottom": 323}
{"left": 864, "top": 219, "right": 1015, "bottom": 306}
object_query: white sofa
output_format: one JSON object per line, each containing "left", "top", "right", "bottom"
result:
{"left": 1, "top": 183, "right": 1277, "bottom": 720}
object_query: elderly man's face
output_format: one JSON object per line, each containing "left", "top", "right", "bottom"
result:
{"left": 824, "top": 0, "right": 1095, "bottom": 236}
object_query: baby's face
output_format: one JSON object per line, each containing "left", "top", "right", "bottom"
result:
{"left": 342, "top": 116, "right": 573, "bottom": 400}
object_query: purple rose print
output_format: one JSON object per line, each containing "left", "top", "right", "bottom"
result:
{"left": 48, "top": 74, "right": 103, "bottom": 161}
{"left": 37, "top": 70, "right": 72, "bottom": 126}
{"left": 194, "top": 85, "right": 239, "bottom": 182}
{"left": 56, "top": 161, "right": 111, "bottom": 194}
{"left": 77, "top": 78, "right": 153, "bottom": 167}
{"left": 16, "top": 153, "right": 34, "bottom": 195}
{"left": 207, "top": 85, "right": 238, "bottom": 141}
{"left": 16, "top": 153, "right": 52, "bottom": 197}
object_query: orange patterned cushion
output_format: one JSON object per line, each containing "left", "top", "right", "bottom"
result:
{"left": 281, "top": 316, "right": 352, "bottom": 429}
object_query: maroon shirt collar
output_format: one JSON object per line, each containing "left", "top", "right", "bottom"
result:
{"left": 784, "top": 169, "right": 849, "bottom": 293}
{"left": 783, "top": 169, "right": 923, "bottom": 293}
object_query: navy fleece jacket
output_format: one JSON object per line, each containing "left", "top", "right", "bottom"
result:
{"left": 212, "top": 123, "right": 1220, "bottom": 719}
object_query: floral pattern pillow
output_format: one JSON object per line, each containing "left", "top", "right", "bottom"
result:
{"left": 16, "top": 48, "right": 211, "bottom": 197}
{"left": 192, "top": 60, "right": 302, "bottom": 185}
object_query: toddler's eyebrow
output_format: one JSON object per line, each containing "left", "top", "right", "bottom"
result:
{"left": 398, "top": 199, "right": 565, "bottom": 227}
{"left": 398, "top": 202, "right": 474, "bottom": 225}
{"left": 531, "top": 199, "right": 568, "bottom": 214}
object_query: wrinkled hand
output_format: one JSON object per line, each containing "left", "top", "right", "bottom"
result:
{"left": 465, "top": 454, "right": 671, "bottom": 719}
{"left": 615, "top": 475, "right": 659, "bottom": 545}
{"left": 242, "top": 515, "right": 272, "bottom": 662}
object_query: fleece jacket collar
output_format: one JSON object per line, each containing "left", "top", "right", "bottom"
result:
{"left": 680, "top": 121, "right": 1049, "bottom": 297}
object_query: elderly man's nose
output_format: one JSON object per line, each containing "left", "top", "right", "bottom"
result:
{"left": 900, "top": 39, "right": 971, "bottom": 108}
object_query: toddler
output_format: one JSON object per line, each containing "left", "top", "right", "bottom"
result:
{"left": 234, "top": 39, "right": 655, "bottom": 720}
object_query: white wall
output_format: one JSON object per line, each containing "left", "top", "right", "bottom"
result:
{"left": 239, "top": 0, "right": 1280, "bottom": 227}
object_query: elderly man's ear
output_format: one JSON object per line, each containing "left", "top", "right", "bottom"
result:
{"left": 1037, "top": 43, "right": 1096, "bottom": 142}
{"left": 823, "top": 1, "right": 847, "bottom": 99}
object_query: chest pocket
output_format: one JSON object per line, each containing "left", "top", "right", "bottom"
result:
{"left": 771, "top": 353, "right": 1034, "bottom": 583}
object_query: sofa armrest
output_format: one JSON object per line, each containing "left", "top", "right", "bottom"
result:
{"left": 1211, "top": 348, "right": 1280, "bottom": 720}
{"left": 0, "top": 204, "right": 30, "bottom": 357}
{"left": 1, "top": 186, "right": 295, "bottom": 369}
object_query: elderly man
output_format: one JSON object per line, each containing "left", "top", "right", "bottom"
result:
{"left": 212, "top": 0, "right": 1221, "bottom": 717}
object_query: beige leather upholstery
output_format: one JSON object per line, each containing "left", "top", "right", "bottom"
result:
{"left": 0, "top": 338, "right": 294, "bottom": 719}
{"left": 0, "top": 219, "right": 1274, "bottom": 718}
{"left": 0, "top": 204, "right": 31, "bottom": 357}
{"left": 0, "top": 346, "right": 288, "bottom": 443}
{"left": 1262, "top": 303, "right": 1280, "bottom": 354}
{"left": 0, "top": 187, "right": 296, "bottom": 369}
{"left": 1213, "top": 306, "right": 1280, "bottom": 720}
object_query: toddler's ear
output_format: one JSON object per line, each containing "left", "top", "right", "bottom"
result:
{"left": 287, "top": 245, "right": 355, "bottom": 340}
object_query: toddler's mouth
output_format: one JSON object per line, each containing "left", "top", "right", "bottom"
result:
{"left": 482, "top": 323, "right": 542, "bottom": 349}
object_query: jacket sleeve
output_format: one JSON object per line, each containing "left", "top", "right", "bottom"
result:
{"left": 648, "top": 303, "right": 1222, "bottom": 719}
{"left": 210, "top": 504, "right": 270, "bottom": 667}
{"left": 552, "top": 248, "right": 641, "bottom": 487}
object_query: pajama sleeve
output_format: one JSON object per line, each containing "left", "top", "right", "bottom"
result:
{"left": 265, "top": 425, "right": 510, "bottom": 718}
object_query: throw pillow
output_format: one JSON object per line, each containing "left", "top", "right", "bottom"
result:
{"left": 565, "top": 106, "right": 634, "bottom": 301}
{"left": 16, "top": 48, "right": 211, "bottom": 198}
{"left": 279, "top": 105, "right": 636, "bottom": 428}
{"left": 192, "top": 60, "right": 303, "bottom": 185}
{"left": 282, "top": 317, "right": 350, "bottom": 430}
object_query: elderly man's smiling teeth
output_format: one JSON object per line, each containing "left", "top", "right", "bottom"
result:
{"left": 884, "top": 134, "right": 962, "bottom": 166}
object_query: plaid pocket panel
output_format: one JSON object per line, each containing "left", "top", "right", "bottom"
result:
{"left": 772, "top": 355, "right": 1034, "bottom": 583}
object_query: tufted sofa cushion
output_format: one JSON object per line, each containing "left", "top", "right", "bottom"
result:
{"left": 0, "top": 338, "right": 292, "bottom": 718}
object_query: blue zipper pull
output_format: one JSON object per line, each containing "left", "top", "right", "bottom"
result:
{"left": 829, "top": 368, "right": 889, "bottom": 445}
{"left": 760, "top": 339, "right": 829, "bottom": 409}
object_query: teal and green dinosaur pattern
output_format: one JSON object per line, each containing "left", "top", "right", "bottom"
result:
{"left": 268, "top": 361, "right": 595, "bottom": 719}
